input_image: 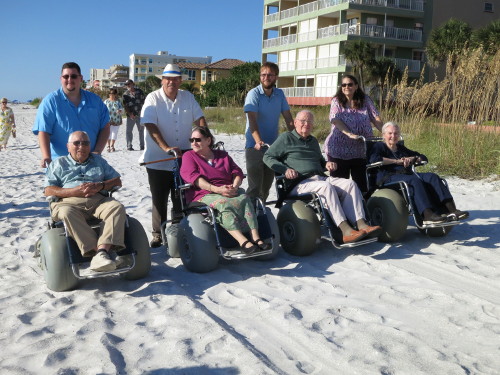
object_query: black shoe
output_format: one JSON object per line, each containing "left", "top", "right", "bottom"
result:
{"left": 127, "top": 147, "right": 134, "bottom": 151}
{"left": 423, "top": 213, "right": 447, "bottom": 225}
{"left": 254, "top": 239, "right": 272, "bottom": 251}
{"left": 240, "top": 240, "right": 258, "bottom": 255}
{"left": 140, "top": 147, "right": 144, "bottom": 151}
{"left": 150, "top": 234, "right": 162, "bottom": 248}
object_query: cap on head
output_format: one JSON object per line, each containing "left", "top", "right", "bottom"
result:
{"left": 162, "top": 64, "right": 182, "bottom": 77}
{"left": 124, "top": 79, "right": 134, "bottom": 86}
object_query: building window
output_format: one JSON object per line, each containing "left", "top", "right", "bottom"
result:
{"left": 415, "top": 22, "right": 424, "bottom": 31}
{"left": 207, "top": 71, "right": 212, "bottom": 82}
{"left": 484, "top": 2, "right": 494, "bottom": 12}
{"left": 182, "top": 69, "right": 196, "bottom": 81}
{"left": 148, "top": 67, "right": 153, "bottom": 73}
{"left": 366, "top": 17, "right": 377, "bottom": 25}
{"left": 413, "top": 50, "right": 425, "bottom": 61}
{"left": 201, "top": 70, "right": 206, "bottom": 81}
{"left": 149, "top": 58, "right": 153, "bottom": 64}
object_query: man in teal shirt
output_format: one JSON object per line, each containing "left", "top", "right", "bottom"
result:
{"left": 33, "top": 62, "right": 110, "bottom": 167}
{"left": 263, "top": 110, "right": 381, "bottom": 244}
{"left": 244, "top": 62, "right": 293, "bottom": 202}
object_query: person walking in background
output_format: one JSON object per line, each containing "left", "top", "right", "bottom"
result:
{"left": 140, "top": 64, "right": 207, "bottom": 248}
{"left": 32, "top": 62, "right": 110, "bottom": 167}
{"left": 324, "top": 74, "right": 383, "bottom": 193}
{"left": 0, "top": 98, "right": 16, "bottom": 150}
{"left": 244, "top": 62, "right": 294, "bottom": 203}
{"left": 122, "top": 79, "right": 146, "bottom": 151}
{"left": 104, "top": 88, "right": 123, "bottom": 152}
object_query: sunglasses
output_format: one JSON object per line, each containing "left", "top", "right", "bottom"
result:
{"left": 189, "top": 137, "right": 202, "bottom": 143}
{"left": 72, "top": 141, "right": 90, "bottom": 146}
{"left": 341, "top": 82, "right": 355, "bottom": 87}
{"left": 61, "top": 74, "right": 80, "bottom": 80}
{"left": 1, "top": 102, "right": 7, "bottom": 104}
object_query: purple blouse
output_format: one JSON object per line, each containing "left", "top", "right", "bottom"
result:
{"left": 324, "top": 95, "right": 380, "bottom": 160}
{"left": 180, "top": 149, "right": 245, "bottom": 203}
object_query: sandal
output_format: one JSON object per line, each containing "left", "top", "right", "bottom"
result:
{"left": 111, "top": 146, "right": 115, "bottom": 152}
{"left": 254, "top": 238, "right": 272, "bottom": 251}
{"left": 107, "top": 146, "right": 111, "bottom": 152}
{"left": 240, "top": 240, "right": 258, "bottom": 255}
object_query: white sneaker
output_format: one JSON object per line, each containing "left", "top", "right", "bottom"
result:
{"left": 90, "top": 250, "right": 116, "bottom": 272}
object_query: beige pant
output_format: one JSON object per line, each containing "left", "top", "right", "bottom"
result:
{"left": 51, "top": 195, "right": 126, "bottom": 256}
{"left": 292, "top": 175, "right": 366, "bottom": 226}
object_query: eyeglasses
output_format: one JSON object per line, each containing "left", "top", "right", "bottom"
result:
{"left": 189, "top": 137, "right": 202, "bottom": 143}
{"left": 61, "top": 74, "right": 80, "bottom": 80}
{"left": 341, "top": 82, "right": 355, "bottom": 87}
{"left": 72, "top": 141, "right": 90, "bottom": 146}
{"left": 260, "top": 74, "right": 276, "bottom": 78}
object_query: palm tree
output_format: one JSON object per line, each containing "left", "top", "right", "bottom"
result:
{"left": 180, "top": 82, "right": 199, "bottom": 95}
{"left": 426, "top": 18, "right": 472, "bottom": 70}
{"left": 366, "top": 57, "right": 402, "bottom": 109}
{"left": 472, "top": 20, "right": 500, "bottom": 56}
{"left": 343, "top": 40, "right": 374, "bottom": 88}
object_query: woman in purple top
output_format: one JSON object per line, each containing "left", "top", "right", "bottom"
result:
{"left": 324, "top": 75, "right": 383, "bottom": 192}
{"left": 180, "top": 127, "right": 271, "bottom": 254}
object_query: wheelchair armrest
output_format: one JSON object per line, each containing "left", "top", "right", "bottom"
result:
{"left": 179, "top": 183, "right": 193, "bottom": 191}
{"left": 366, "top": 161, "right": 383, "bottom": 169}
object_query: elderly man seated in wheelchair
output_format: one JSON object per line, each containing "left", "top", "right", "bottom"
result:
{"left": 369, "top": 122, "right": 469, "bottom": 225}
{"left": 263, "top": 110, "right": 381, "bottom": 244}
{"left": 44, "top": 130, "right": 126, "bottom": 272}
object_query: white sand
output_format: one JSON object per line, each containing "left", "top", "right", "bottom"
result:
{"left": 1, "top": 105, "right": 499, "bottom": 374}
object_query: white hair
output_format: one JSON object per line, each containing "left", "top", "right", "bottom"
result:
{"left": 382, "top": 121, "right": 400, "bottom": 134}
{"left": 68, "top": 131, "right": 89, "bottom": 143}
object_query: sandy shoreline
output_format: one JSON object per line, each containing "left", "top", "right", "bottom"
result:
{"left": 1, "top": 104, "right": 499, "bottom": 374}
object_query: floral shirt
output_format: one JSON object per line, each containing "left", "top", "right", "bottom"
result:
{"left": 122, "top": 87, "right": 146, "bottom": 117}
{"left": 104, "top": 99, "right": 123, "bottom": 126}
{"left": 324, "top": 95, "right": 379, "bottom": 160}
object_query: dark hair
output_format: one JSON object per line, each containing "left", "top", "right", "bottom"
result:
{"left": 334, "top": 74, "right": 365, "bottom": 109}
{"left": 109, "top": 88, "right": 118, "bottom": 95}
{"left": 61, "top": 62, "right": 82, "bottom": 75}
{"left": 261, "top": 62, "right": 279, "bottom": 76}
{"left": 192, "top": 126, "right": 215, "bottom": 148}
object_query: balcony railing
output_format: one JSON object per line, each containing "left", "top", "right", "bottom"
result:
{"left": 264, "top": 0, "right": 423, "bottom": 24}
{"left": 281, "top": 87, "right": 336, "bottom": 98}
{"left": 278, "top": 55, "right": 346, "bottom": 73}
{"left": 264, "top": 23, "right": 421, "bottom": 49}
{"left": 393, "top": 58, "right": 421, "bottom": 72}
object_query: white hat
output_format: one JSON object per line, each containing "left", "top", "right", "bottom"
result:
{"left": 162, "top": 64, "right": 182, "bottom": 77}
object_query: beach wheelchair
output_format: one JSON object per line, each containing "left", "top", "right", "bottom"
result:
{"left": 162, "top": 146, "right": 280, "bottom": 273}
{"left": 268, "top": 173, "right": 378, "bottom": 257}
{"left": 35, "top": 188, "right": 151, "bottom": 292}
{"left": 363, "top": 137, "right": 464, "bottom": 241}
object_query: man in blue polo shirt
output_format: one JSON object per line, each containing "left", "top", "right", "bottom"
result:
{"left": 33, "top": 62, "right": 110, "bottom": 167}
{"left": 244, "top": 62, "right": 293, "bottom": 203}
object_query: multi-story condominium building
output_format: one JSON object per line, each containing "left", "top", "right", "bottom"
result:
{"left": 89, "top": 68, "right": 111, "bottom": 90}
{"left": 262, "top": 0, "right": 499, "bottom": 106}
{"left": 129, "top": 51, "right": 212, "bottom": 82}
{"left": 108, "top": 65, "right": 129, "bottom": 88}
{"left": 179, "top": 59, "right": 246, "bottom": 92}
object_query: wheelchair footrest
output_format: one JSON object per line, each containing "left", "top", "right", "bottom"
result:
{"left": 72, "top": 261, "right": 134, "bottom": 279}
{"left": 326, "top": 236, "right": 378, "bottom": 249}
{"left": 220, "top": 247, "right": 274, "bottom": 260}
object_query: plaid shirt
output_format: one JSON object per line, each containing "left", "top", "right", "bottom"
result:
{"left": 122, "top": 87, "right": 145, "bottom": 117}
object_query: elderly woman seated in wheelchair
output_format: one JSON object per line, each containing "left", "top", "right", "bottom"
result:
{"left": 171, "top": 126, "right": 278, "bottom": 273}
{"left": 366, "top": 122, "right": 469, "bottom": 239}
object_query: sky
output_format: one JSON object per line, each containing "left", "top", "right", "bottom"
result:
{"left": 0, "top": 0, "right": 264, "bottom": 102}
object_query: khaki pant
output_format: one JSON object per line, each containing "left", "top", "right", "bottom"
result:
{"left": 292, "top": 175, "right": 366, "bottom": 226}
{"left": 245, "top": 147, "right": 275, "bottom": 202}
{"left": 51, "top": 195, "right": 126, "bottom": 256}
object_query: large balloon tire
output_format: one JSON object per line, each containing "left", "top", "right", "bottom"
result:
{"left": 256, "top": 207, "right": 281, "bottom": 261}
{"left": 178, "top": 213, "right": 219, "bottom": 273}
{"left": 418, "top": 224, "right": 454, "bottom": 237}
{"left": 277, "top": 200, "right": 320, "bottom": 256}
{"left": 165, "top": 223, "right": 182, "bottom": 258}
{"left": 122, "top": 217, "right": 151, "bottom": 280}
{"left": 367, "top": 188, "right": 409, "bottom": 242}
{"left": 39, "top": 228, "right": 79, "bottom": 292}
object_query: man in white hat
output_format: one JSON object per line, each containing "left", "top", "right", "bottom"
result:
{"left": 140, "top": 63, "right": 207, "bottom": 247}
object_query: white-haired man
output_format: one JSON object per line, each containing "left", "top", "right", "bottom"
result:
{"left": 140, "top": 64, "right": 207, "bottom": 247}
{"left": 44, "top": 131, "right": 126, "bottom": 271}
